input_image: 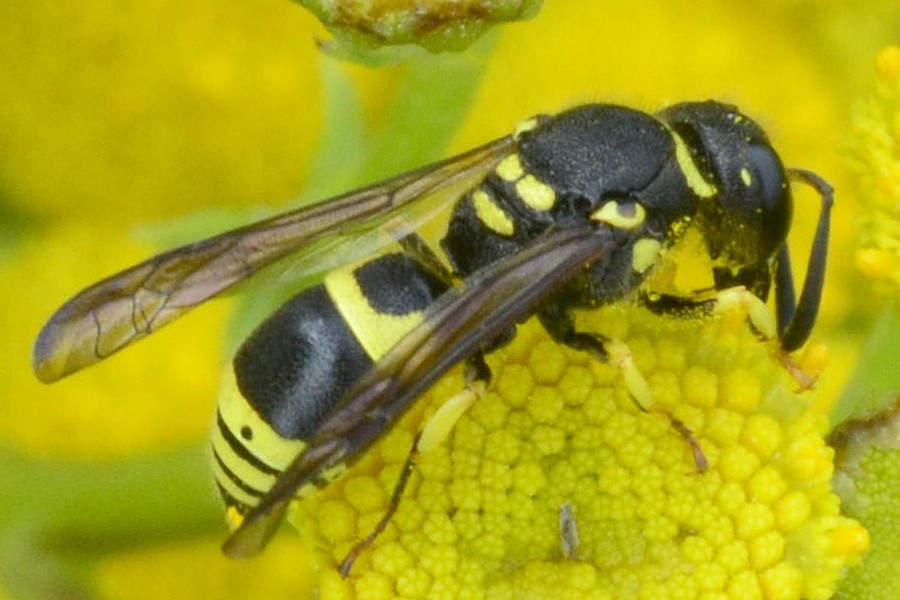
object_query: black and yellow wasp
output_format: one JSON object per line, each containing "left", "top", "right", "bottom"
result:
{"left": 33, "top": 101, "right": 832, "bottom": 573}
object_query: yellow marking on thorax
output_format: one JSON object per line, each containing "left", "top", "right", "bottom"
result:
{"left": 496, "top": 154, "right": 525, "bottom": 181}
{"left": 513, "top": 117, "right": 538, "bottom": 139}
{"left": 671, "top": 131, "right": 717, "bottom": 199}
{"left": 472, "top": 189, "right": 515, "bottom": 236}
{"left": 632, "top": 238, "right": 663, "bottom": 274}
{"left": 591, "top": 200, "right": 647, "bottom": 230}
{"left": 494, "top": 152, "right": 556, "bottom": 212}
{"left": 740, "top": 167, "right": 752, "bottom": 187}
{"left": 516, "top": 174, "right": 557, "bottom": 211}
{"left": 325, "top": 261, "right": 424, "bottom": 361}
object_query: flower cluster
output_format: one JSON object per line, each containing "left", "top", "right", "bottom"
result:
{"left": 288, "top": 304, "right": 867, "bottom": 599}
{"left": 850, "top": 45, "right": 900, "bottom": 300}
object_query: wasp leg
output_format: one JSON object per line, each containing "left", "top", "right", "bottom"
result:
{"left": 339, "top": 433, "right": 420, "bottom": 577}
{"left": 539, "top": 306, "right": 708, "bottom": 471}
{"left": 713, "top": 287, "right": 819, "bottom": 389}
{"left": 642, "top": 287, "right": 776, "bottom": 340}
{"left": 339, "top": 357, "right": 488, "bottom": 576}
{"left": 669, "top": 417, "right": 709, "bottom": 473}
{"left": 418, "top": 376, "right": 486, "bottom": 454}
{"left": 537, "top": 306, "right": 652, "bottom": 411}
{"left": 776, "top": 169, "right": 833, "bottom": 352}
{"left": 710, "top": 286, "right": 777, "bottom": 339}
{"left": 640, "top": 169, "right": 832, "bottom": 357}
{"left": 640, "top": 287, "right": 818, "bottom": 390}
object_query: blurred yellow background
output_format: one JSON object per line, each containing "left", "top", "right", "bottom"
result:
{"left": 1, "top": 0, "right": 897, "bottom": 597}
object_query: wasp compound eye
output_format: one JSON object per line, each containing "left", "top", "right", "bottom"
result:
{"left": 745, "top": 143, "right": 791, "bottom": 259}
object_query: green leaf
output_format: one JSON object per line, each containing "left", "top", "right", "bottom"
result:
{"left": 832, "top": 307, "right": 900, "bottom": 427}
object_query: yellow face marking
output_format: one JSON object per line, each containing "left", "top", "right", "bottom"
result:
{"left": 496, "top": 154, "right": 525, "bottom": 182}
{"left": 671, "top": 132, "right": 717, "bottom": 198}
{"left": 591, "top": 200, "right": 647, "bottom": 230}
{"left": 632, "top": 237, "right": 662, "bottom": 274}
{"left": 513, "top": 117, "right": 538, "bottom": 139}
{"left": 472, "top": 189, "right": 515, "bottom": 236}
{"left": 516, "top": 174, "right": 557, "bottom": 211}
{"left": 740, "top": 167, "right": 752, "bottom": 187}
{"left": 325, "top": 261, "right": 424, "bottom": 360}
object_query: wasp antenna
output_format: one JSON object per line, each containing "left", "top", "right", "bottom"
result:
{"left": 777, "top": 168, "right": 834, "bottom": 352}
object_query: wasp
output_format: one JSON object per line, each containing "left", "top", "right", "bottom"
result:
{"left": 32, "top": 101, "right": 833, "bottom": 574}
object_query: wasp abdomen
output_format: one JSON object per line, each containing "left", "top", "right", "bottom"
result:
{"left": 213, "top": 252, "right": 449, "bottom": 513}
{"left": 234, "top": 253, "right": 448, "bottom": 441}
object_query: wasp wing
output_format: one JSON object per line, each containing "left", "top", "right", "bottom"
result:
{"left": 33, "top": 137, "right": 515, "bottom": 383}
{"left": 222, "top": 224, "right": 615, "bottom": 558}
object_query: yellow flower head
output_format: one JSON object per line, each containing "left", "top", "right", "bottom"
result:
{"left": 286, "top": 304, "right": 866, "bottom": 600}
{"left": 850, "top": 45, "right": 900, "bottom": 300}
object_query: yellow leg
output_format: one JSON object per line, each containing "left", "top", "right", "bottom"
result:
{"left": 419, "top": 381, "right": 485, "bottom": 453}
{"left": 712, "top": 286, "right": 776, "bottom": 339}
{"left": 713, "top": 286, "right": 816, "bottom": 389}
{"left": 604, "top": 338, "right": 653, "bottom": 412}
{"left": 339, "top": 381, "right": 484, "bottom": 576}
{"left": 605, "top": 337, "right": 708, "bottom": 472}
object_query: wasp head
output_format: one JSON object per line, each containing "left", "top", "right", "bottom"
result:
{"left": 658, "top": 101, "right": 792, "bottom": 298}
